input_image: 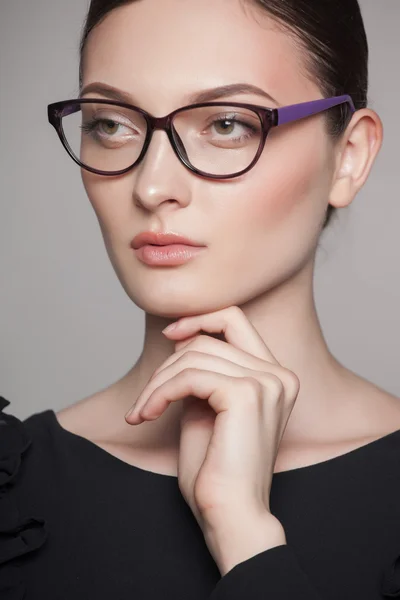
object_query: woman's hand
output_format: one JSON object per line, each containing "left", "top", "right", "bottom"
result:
{"left": 125, "top": 306, "right": 300, "bottom": 574}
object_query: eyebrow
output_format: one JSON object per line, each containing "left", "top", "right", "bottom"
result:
{"left": 80, "top": 82, "right": 279, "bottom": 107}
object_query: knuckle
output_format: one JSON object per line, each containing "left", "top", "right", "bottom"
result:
{"left": 285, "top": 371, "right": 300, "bottom": 398}
{"left": 263, "top": 373, "right": 284, "bottom": 398}
{"left": 264, "top": 368, "right": 300, "bottom": 400}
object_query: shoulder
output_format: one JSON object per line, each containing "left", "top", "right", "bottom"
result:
{"left": 339, "top": 373, "right": 400, "bottom": 440}
{"left": 0, "top": 396, "right": 48, "bottom": 597}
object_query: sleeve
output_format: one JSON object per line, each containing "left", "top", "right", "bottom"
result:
{"left": 208, "top": 539, "right": 400, "bottom": 600}
{"left": 208, "top": 545, "right": 325, "bottom": 599}
{"left": 0, "top": 396, "right": 47, "bottom": 599}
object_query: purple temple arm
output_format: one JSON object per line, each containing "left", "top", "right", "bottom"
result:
{"left": 276, "top": 95, "right": 356, "bottom": 126}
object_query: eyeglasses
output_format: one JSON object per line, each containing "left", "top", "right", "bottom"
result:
{"left": 47, "top": 95, "right": 355, "bottom": 180}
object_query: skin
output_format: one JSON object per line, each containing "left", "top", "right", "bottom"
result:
{"left": 57, "top": 0, "right": 400, "bottom": 478}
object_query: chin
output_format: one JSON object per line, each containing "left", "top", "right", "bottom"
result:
{"left": 130, "top": 293, "right": 235, "bottom": 319}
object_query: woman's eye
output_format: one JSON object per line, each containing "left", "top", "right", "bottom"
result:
{"left": 209, "top": 116, "right": 259, "bottom": 142}
{"left": 213, "top": 119, "right": 234, "bottom": 134}
{"left": 213, "top": 118, "right": 244, "bottom": 135}
{"left": 82, "top": 118, "right": 129, "bottom": 137}
{"left": 80, "top": 116, "right": 141, "bottom": 147}
{"left": 98, "top": 119, "right": 121, "bottom": 135}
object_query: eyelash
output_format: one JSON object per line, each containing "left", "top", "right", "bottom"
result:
{"left": 80, "top": 118, "right": 131, "bottom": 136}
{"left": 208, "top": 114, "right": 259, "bottom": 142}
{"left": 80, "top": 114, "right": 259, "bottom": 144}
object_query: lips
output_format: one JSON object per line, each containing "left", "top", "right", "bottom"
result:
{"left": 131, "top": 231, "right": 205, "bottom": 249}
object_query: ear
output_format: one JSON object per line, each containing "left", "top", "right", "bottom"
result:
{"left": 328, "top": 108, "right": 383, "bottom": 209}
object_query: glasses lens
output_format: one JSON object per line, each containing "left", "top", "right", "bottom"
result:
{"left": 60, "top": 102, "right": 263, "bottom": 176}
{"left": 61, "top": 101, "right": 148, "bottom": 173}
{"left": 172, "top": 105, "right": 263, "bottom": 175}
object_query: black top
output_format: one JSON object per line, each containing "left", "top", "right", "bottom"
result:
{"left": 1, "top": 395, "right": 400, "bottom": 599}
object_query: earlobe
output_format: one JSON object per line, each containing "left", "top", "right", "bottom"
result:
{"left": 329, "top": 176, "right": 353, "bottom": 209}
{"left": 328, "top": 108, "right": 383, "bottom": 210}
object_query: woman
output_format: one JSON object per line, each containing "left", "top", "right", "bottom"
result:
{"left": 1, "top": 0, "right": 399, "bottom": 597}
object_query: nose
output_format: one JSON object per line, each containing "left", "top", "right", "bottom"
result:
{"left": 131, "top": 128, "right": 192, "bottom": 212}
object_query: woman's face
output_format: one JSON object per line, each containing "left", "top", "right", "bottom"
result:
{"left": 80, "top": 0, "right": 338, "bottom": 318}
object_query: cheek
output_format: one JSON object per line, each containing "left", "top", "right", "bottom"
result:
{"left": 238, "top": 126, "right": 332, "bottom": 240}
{"left": 81, "top": 171, "right": 130, "bottom": 245}
{"left": 213, "top": 128, "right": 333, "bottom": 281}
{"left": 250, "top": 156, "right": 318, "bottom": 226}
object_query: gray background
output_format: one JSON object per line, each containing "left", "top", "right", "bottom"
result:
{"left": 0, "top": 0, "right": 399, "bottom": 420}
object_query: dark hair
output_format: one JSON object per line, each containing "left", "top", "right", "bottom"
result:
{"left": 78, "top": 0, "right": 369, "bottom": 230}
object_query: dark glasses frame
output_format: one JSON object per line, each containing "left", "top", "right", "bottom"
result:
{"left": 47, "top": 94, "right": 356, "bottom": 179}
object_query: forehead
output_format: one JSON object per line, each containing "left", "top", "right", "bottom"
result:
{"left": 82, "top": 0, "right": 318, "bottom": 110}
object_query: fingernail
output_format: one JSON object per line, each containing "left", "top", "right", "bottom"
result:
{"left": 125, "top": 406, "right": 135, "bottom": 419}
{"left": 162, "top": 322, "right": 179, "bottom": 334}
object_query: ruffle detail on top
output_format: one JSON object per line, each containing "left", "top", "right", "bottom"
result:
{"left": 382, "top": 552, "right": 400, "bottom": 597}
{"left": 0, "top": 396, "right": 47, "bottom": 599}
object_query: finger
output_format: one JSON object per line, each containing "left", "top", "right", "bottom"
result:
{"left": 163, "top": 306, "right": 279, "bottom": 365}
{"left": 144, "top": 368, "right": 246, "bottom": 418}
{"left": 150, "top": 334, "right": 280, "bottom": 385}
{"left": 127, "top": 352, "right": 260, "bottom": 423}
{"left": 174, "top": 334, "right": 200, "bottom": 352}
